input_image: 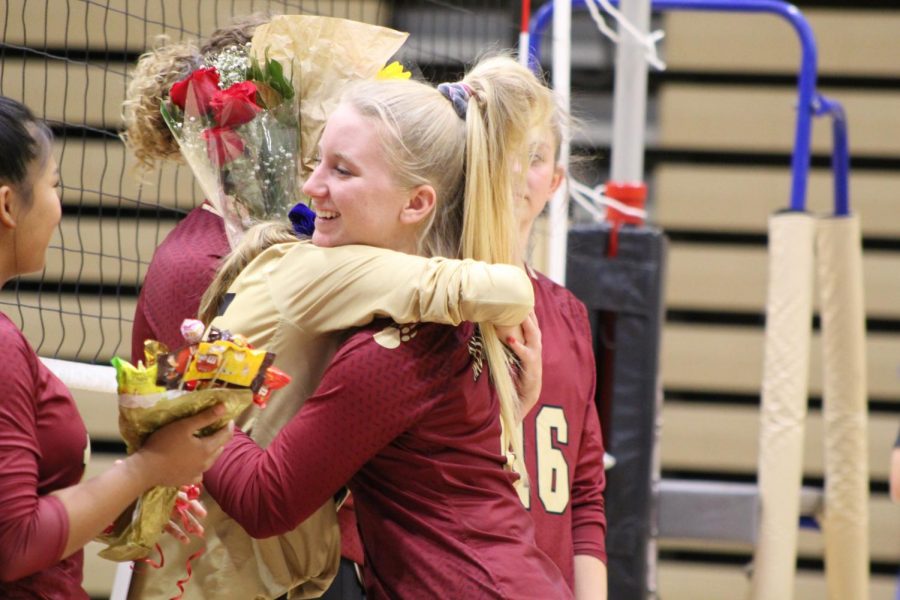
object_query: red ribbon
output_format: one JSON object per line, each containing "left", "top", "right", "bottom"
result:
{"left": 131, "top": 484, "right": 207, "bottom": 599}
{"left": 170, "top": 547, "right": 206, "bottom": 600}
{"left": 169, "top": 484, "right": 206, "bottom": 598}
{"left": 134, "top": 543, "right": 165, "bottom": 569}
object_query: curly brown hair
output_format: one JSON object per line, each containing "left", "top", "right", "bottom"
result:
{"left": 201, "top": 13, "right": 270, "bottom": 56}
{"left": 121, "top": 38, "right": 201, "bottom": 170}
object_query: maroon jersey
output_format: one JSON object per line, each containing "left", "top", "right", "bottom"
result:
{"left": 205, "top": 320, "right": 571, "bottom": 599}
{"left": 520, "top": 271, "right": 607, "bottom": 589}
{"left": 0, "top": 314, "right": 89, "bottom": 599}
{"left": 131, "top": 204, "right": 229, "bottom": 362}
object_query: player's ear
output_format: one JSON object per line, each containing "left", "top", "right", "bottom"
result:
{"left": 400, "top": 184, "right": 436, "bottom": 226}
{"left": 549, "top": 164, "right": 565, "bottom": 195}
{"left": 0, "top": 185, "right": 19, "bottom": 230}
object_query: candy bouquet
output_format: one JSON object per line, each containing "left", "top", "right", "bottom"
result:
{"left": 97, "top": 319, "right": 290, "bottom": 562}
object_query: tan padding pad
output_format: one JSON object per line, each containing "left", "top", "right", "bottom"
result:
{"left": 751, "top": 212, "right": 816, "bottom": 600}
{"left": 817, "top": 215, "right": 870, "bottom": 600}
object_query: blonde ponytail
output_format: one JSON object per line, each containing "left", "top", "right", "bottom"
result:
{"left": 460, "top": 54, "right": 555, "bottom": 480}
{"left": 198, "top": 221, "right": 297, "bottom": 324}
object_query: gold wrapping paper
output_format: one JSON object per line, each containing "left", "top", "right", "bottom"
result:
{"left": 97, "top": 387, "right": 253, "bottom": 561}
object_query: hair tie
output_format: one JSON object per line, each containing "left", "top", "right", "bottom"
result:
{"left": 288, "top": 202, "right": 316, "bottom": 237}
{"left": 437, "top": 82, "right": 472, "bottom": 119}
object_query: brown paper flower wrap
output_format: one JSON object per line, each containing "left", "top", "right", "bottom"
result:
{"left": 249, "top": 15, "right": 408, "bottom": 181}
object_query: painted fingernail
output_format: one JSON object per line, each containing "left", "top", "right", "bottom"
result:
{"left": 506, "top": 337, "right": 516, "bottom": 345}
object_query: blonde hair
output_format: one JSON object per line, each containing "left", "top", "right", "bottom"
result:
{"left": 459, "top": 55, "right": 553, "bottom": 479}
{"left": 343, "top": 80, "right": 466, "bottom": 258}
{"left": 546, "top": 99, "right": 569, "bottom": 163}
{"left": 343, "top": 54, "right": 553, "bottom": 477}
{"left": 199, "top": 80, "right": 469, "bottom": 320}
{"left": 197, "top": 221, "right": 297, "bottom": 324}
{"left": 199, "top": 55, "right": 551, "bottom": 477}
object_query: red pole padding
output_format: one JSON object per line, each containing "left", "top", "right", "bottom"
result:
{"left": 604, "top": 181, "right": 647, "bottom": 256}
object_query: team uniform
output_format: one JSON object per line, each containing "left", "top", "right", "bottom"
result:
{"left": 127, "top": 240, "right": 534, "bottom": 600}
{"left": 333, "top": 269, "right": 609, "bottom": 592}
{"left": 521, "top": 270, "right": 607, "bottom": 589}
{"left": 0, "top": 314, "right": 90, "bottom": 599}
{"left": 131, "top": 203, "right": 229, "bottom": 363}
{"left": 205, "top": 319, "right": 572, "bottom": 600}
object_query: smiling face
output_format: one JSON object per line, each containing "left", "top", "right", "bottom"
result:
{"left": 302, "top": 103, "right": 422, "bottom": 253}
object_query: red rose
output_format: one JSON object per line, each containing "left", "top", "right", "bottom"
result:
{"left": 169, "top": 67, "right": 221, "bottom": 114}
{"left": 202, "top": 127, "right": 245, "bottom": 168}
{"left": 210, "top": 81, "right": 261, "bottom": 128}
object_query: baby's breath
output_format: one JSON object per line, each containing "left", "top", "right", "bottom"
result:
{"left": 206, "top": 44, "right": 251, "bottom": 89}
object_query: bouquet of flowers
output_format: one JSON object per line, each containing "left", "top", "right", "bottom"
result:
{"left": 161, "top": 15, "right": 409, "bottom": 248}
{"left": 161, "top": 45, "right": 299, "bottom": 248}
{"left": 248, "top": 15, "right": 408, "bottom": 181}
{"left": 97, "top": 319, "right": 290, "bottom": 562}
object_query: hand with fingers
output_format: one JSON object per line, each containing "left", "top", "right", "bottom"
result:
{"left": 498, "top": 311, "right": 543, "bottom": 416}
{"left": 164, "top": 485, "right": 208, "bottom": 544}
{"left": 132, "top": 404, "right": 235, "bottom": 490}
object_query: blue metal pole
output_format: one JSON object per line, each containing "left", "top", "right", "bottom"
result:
{"left": 814, "top": 95, "right": 850, "bottom": 217}
{"left": 529, "top": 0, "right": 819, "bottom": 213}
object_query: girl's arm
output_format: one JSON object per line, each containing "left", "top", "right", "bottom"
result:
{"left": 574, "top": 555, "right": 608, "bottom": 600}
{"left": 267, "top": 242, "right": 534, "bottom": 332}
{"left": 571, "top": 396, "right": 608, "bottom": 600}
{"left": 568, "top": 302, "right": 608, "bottom": 596}
{"left": 0, "top": 333, "right": 229, "bottom": 581}
{"left": 570, "top": 397, "right": 607, "bottom": 563}
{"left": 0, "top": 360, "right": 70, "bottom": 582}
{"left": 205, "top": 322, "right": 461, "bottom": 538}
{"left": 52, "top": 408, "right": 232, "bottom": 559}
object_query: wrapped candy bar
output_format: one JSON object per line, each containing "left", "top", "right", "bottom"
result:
{"left": 97, "top": 320, "right": 289, "bottom": 562}
{"left": 254, "top": 365, "right": 291, "bottom": 409}
{"left": 181, "top": 339, "right": 273, "bottom": 389}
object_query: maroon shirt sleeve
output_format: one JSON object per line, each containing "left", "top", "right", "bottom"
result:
{"left": 0, "top": 322, "right": 69, "bottom": 582}
{"left": 204, "top": 322, "right": 457, "bottom": 538}
{"left": 132, "top": 206, "right": 229, "bottom": 363}
{"left": 568, "top": 301, "right": 607, "bottom": 563}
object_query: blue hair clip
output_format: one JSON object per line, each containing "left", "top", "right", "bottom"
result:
{"left": 289, "top": 202, "right": 316, "bottom": 237}
{"left": 437, "top": 82, "right": 472, "bottom": 119}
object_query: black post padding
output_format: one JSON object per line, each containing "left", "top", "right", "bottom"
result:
{"left": 566, "top": 223, "right": 668, "bottom": 600}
